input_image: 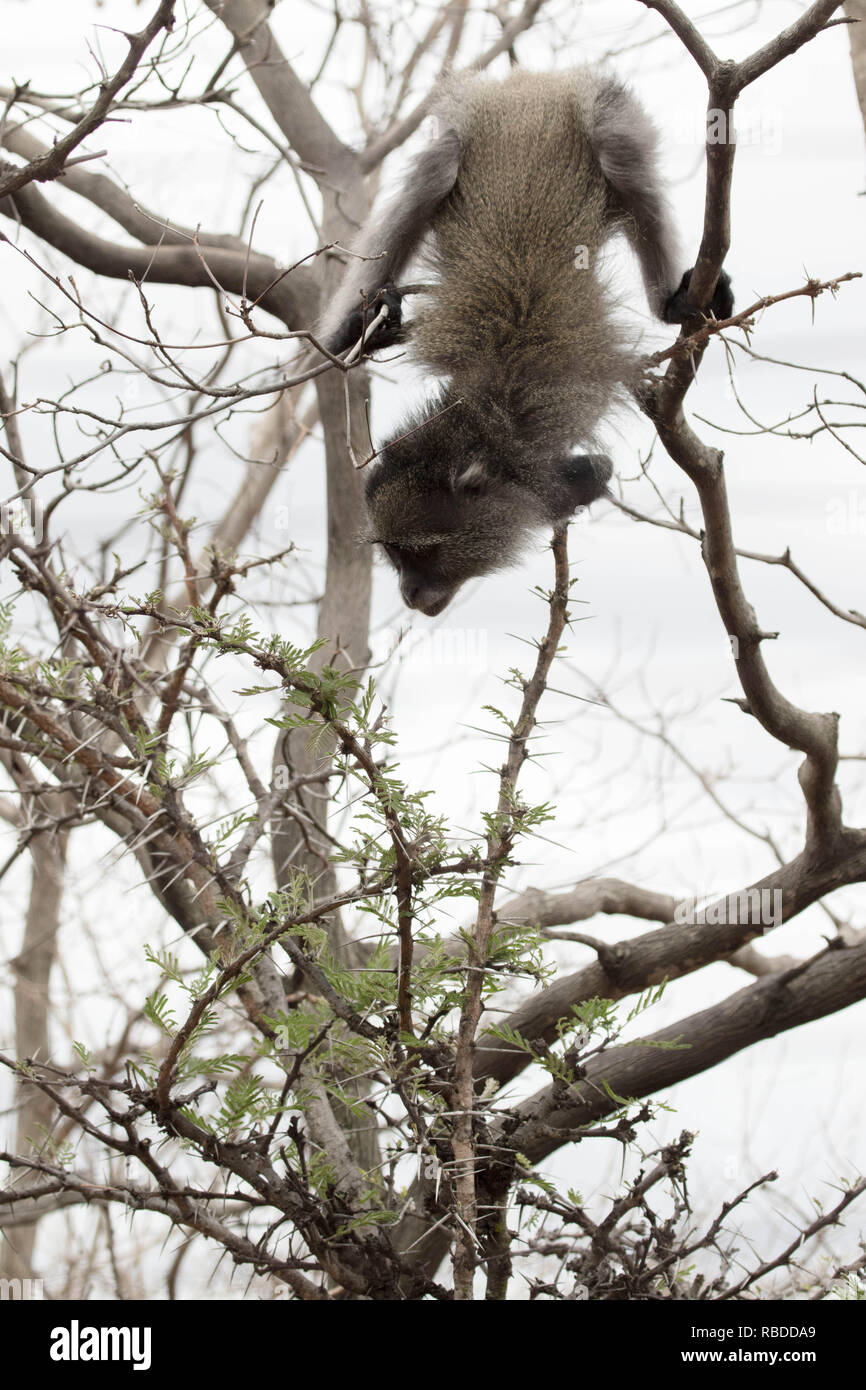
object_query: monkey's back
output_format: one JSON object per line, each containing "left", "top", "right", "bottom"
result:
{"left": 414, "top": 69, "right": 630, "bottom": 447}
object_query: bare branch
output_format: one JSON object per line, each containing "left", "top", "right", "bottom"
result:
{"left": 0, "top": 1, "right": 178, "bottom": 201}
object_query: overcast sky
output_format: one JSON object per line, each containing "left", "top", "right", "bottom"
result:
{"left": 1, "top": 0, "right": 865, "bottom": 1288}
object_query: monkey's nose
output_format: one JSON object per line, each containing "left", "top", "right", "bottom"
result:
{"left": 400, "top": 577, "right": 454, "bottom": 615}
{"left": 419, "top": 593, "right": 453, "bottom": 617}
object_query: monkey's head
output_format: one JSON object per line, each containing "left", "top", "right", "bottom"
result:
{"left": 367, "top": 472, "right": 539, "bottom": 616}
{"left": 363, "top": 399, "right": 611, "bottom": 615}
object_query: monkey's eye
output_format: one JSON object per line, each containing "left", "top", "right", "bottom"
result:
{"left": 383, "top": 543, "right": 440, "bottom": 569}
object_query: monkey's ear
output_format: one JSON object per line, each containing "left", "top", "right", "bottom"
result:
{"left": 452, "top": 455, "right": 489, "bottom": 494}
{"left": 557, "top": 454, "right": 613, "bottom": 513}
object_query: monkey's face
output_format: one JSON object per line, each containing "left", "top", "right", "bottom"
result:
{"left": 377, "top": 499, "right": 529, "bottom": 615}
{"left": 381, "top": 539, "right": 459, "bottom": 616}
{"left": 364, "top": 424, "right": 545, "bottom": 615}
{"left": 363, "top": 394, "right": 551, "bottom": 613}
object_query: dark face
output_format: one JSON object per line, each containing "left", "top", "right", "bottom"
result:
{"left": 364, "top": 394, "right": 542, "bottom": 615}
{"left": 382, "top": 541, "right": 461, "bottom": 616}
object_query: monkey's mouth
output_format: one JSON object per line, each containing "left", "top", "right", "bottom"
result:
{"left": 412, "top": 592, "right": 452, "bottom": 617}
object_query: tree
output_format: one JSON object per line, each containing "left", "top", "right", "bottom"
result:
{"left": 1, "top": 0, "right": 864, "bottom": 1301}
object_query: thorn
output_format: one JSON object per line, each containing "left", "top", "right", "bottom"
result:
{"left": 723, "top": 696, "right": 752, "bottom": 716}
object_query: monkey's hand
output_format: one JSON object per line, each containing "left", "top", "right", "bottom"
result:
{"left": 662, "top": 268, "right": 733, "bottom": 325}
{"left": 328, "top": 283, "right": 405, "bottom": 356}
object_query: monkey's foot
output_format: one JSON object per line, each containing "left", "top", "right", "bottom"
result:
{"left": 662, "top": 268, "right": 734, "bottom": 324}
{"left": 330, "top": 282, "right": 405, "bottom": 356}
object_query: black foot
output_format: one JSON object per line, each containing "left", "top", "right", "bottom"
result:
{"left": 329, "top": 282, "right": 405, "bottom": 355}
{"left": 663, "top": 268, "right": 734, "bottom": 325}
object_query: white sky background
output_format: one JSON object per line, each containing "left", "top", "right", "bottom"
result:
{"left": 1, "top": 0, "right": 865, "bottom": 1295}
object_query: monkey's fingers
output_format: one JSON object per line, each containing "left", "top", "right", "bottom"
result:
{"left": 709, "top": 270, "right": 734, "bottom": 321}
{"left": 328, "top": 283, "right": 405, "bottom": 357}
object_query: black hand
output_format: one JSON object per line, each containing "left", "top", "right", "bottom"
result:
{"left": 329, "top": 282, "right": 405, "bottom": 355}
{"left": 663, "top": 268, "right": 734, "bottom": 324}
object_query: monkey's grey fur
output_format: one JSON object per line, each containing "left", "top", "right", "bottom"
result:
{"left": 320, "top": 68, "right": 732, "bottom": 616}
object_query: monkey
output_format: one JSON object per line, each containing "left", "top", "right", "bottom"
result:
{"left": 318, "top": 68, "right": 733, "bottom": 616}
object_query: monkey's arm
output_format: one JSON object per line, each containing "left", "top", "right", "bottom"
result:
{"left": 590, "top": 77, "right": 683, "bottom": 318}
{"left": 589, "top": 76, "right": 733, "bottom": 324}
{"left": 317, "top": 125, "right": 461, "bottom": 355}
